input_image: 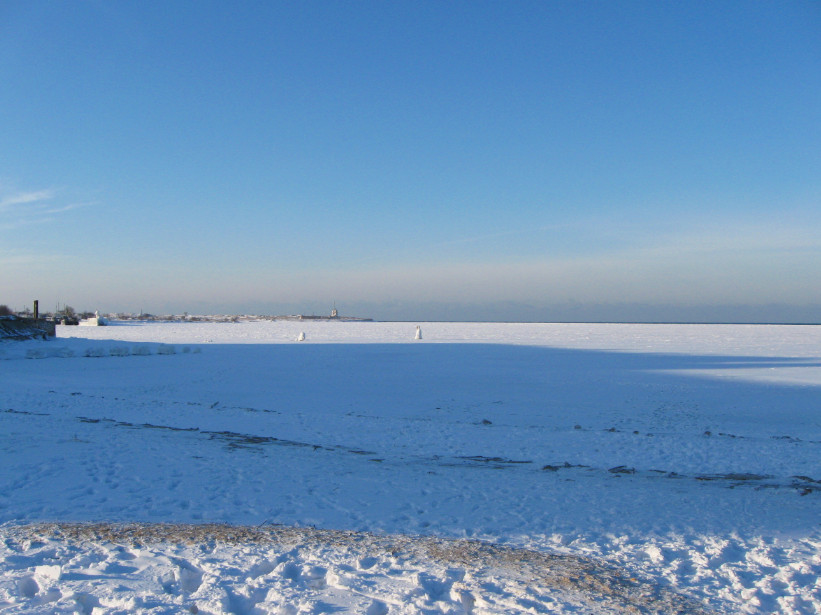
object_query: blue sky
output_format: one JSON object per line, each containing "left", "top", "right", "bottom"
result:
{"left": 1, "top": 1, "right": 819, "bottom": 321}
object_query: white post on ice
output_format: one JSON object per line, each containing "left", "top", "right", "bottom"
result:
{"left": 414, "top": 325, "right": 422, "bottom": 340}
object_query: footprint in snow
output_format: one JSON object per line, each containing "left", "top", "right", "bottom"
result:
{"left": 366, "top": 599, "right": 389, "bottom": 615}
{"left": 416, "top": 572, "right": 454, "bottom": 601}
{"left": 248, "top": 559, "right": 276, "bottom": 578}
{"left": 357, "top": 556, "right": 378, "bottom": 570}
{"left": 176, "top": 562, "right": 204, "bottom": 594}
{"left": 17, "top": 576, "right": 39, "bottom": 598}
{"left": 73, "top": 592, "right": 102, "bottom": 615}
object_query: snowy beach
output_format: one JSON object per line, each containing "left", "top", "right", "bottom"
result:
{"left": 1, "top": 321, "right": 819, "bottom": 613}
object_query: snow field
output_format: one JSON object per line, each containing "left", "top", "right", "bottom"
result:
{"left": 0, "top": 523, "right": 705, "bottom": 614}
{"left": 1, "top": 321, "right": 820, "bottom": 613}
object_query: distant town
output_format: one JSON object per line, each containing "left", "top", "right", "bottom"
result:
{"left": 0, "top": 302, "right": 372, "bottom": 326}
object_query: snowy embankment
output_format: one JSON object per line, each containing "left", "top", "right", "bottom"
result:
{"left": 1, "top": 321, "right": 819, "bottom": 613}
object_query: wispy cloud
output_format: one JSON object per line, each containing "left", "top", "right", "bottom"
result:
{"left": 0, "top": 252, "right": 65, "bottom": 267}
{"left": 43, "top": 202, "right": 94, "bottom": 215}
{"left": 428, "top": 224, "right": 573, "bottom": 250}
{"left": 345, "top": 223, "right": 576, "bottom": 268}
{"left": 629, "top": 221, "right": 821, "bottom": 260}
{"left": 0, "top": 189, "right": 56, "bottom": 211}
{"left": 0, "top": 186, "right": 92, "bottom": 230}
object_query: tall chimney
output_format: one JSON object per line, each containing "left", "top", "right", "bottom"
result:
{"left": 33, "top": 300, "right": 39, "bottom": 320}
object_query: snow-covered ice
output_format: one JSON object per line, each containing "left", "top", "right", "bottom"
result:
{"left": 1, "top": 321, "right": 819, "bottom": 613}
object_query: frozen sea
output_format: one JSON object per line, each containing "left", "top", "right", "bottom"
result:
{"left": 1, "top": 321, "right": 819, "bottom": 613}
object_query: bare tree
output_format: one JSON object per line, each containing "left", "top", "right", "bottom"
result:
{"left": 0, "top": 305, "right": 13, "bottom": 316}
